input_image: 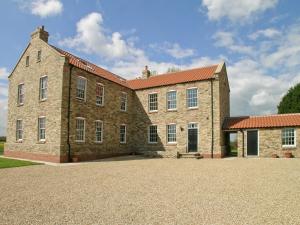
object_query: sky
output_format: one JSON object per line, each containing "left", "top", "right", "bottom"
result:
{"left": 0, "top": 0, "right": 300, "bottom": 136}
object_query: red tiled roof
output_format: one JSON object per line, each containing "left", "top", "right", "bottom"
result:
{"left": 223, "top": 114, "right": 300, "bottom": 130}
{"left": 51, "top": 46, "right": 129, "bottom": 88}
{"left": 127, "top": 65, "right": 218, "bottom": 90}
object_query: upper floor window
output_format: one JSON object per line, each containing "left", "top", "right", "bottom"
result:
{"left": 120, "top": 92, "right": 127, "bottom": 111}
{"left": 39, "top": 76, "right": 48, "bottom": 101}
{"left": 37, "top": 50, "right": 42, "bottom": 62}
{"left": 25, "top": 56, "right": 29, "bottom": 67}
{"left": 16, "top": 119, "right": 23, "bottom": 141}
{"left": 95, "top": 120, "right": 103, "bottom": 143}
{"left": 75, "top": 118, "right": 85, "bottom": 142}
{"left": 38, "top": 117, "right": 46, "bottom": 141}
{"left": 149, "top": 93, "right": 158, "bottom": 112}
{"left": 96, "top": 83, "right": 104, "bottom": 106}
{"left": 167, "top": 90, "right": 177, "bottom": 110}
{"left": 282, "top": 128, "right": 296, "bottom": 147}
{"left": 120, "top": 125, "right": 126, "bottom": 143}
{"left": 167, "top": 124, "right": 176, "bottom": 143}
{"left": 148, "top": 125, "right": 158, "bottom": 143}
{"left": 187, "top": 88, "right": 198, "bottom": 108}
{"left": 76, "top": 77, "right": 87, "bottom": 100}
{"left": 18, "top": 83, "right": 24, "bottom": 105}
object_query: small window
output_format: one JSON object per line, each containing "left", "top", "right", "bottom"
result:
{"left": 96, "top": 83, "right": 104, "bottom": 106}
{"left": 187, "top": 88, "right": 198, "bottom": 108}
{"left": 16, "top": 119, "right": 23, "bottom": 141}
{"left": 167, "top": 90, "right": 177, "bottom": 110}
{"left": 76, "top": 118, "right": 85, "bottom": 142}
{"left": 95, "top": 120, "right": 103, "bottom": 143}
{"left": 167, "top": 124, "right": 176, "bottom": 143}
{"left": 149, "top": 125, "right": 158, "bottom": 143}
{"left": 282, "top": 128, "right": 296, "bottom": 147}
{"left": 120, "top": 125, "right": 126, "bottom": 143}
{"left": 37, "top": 50, "right": 42, "bottom": 62}
{"left": 120, "top": 92, "right": 127, "bottom": 111}
{"left": 149, "top": 93, "right": 158, "bottom": 112}
{"left": 18, "top": 84, "right": 24, "bottom": 105}
{"left": 25, "top": 56, "right": 29, "bottom": 67}
{"left": 38, "top": 117, "right": 46, "bottom": 141}
{"left": 39, "top": 76, "right": 48, "bottom": 101}
{"left": 76, "top": 77, "right": 87, "bottom": 100}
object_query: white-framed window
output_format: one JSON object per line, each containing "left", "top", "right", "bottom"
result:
{"left": 76, "top": 76, "right": 87, "bottom": 100}
{"left": 16, "top": 119, "right": 23, "bottom": 141}
{"left": 282, "top": 128, "right": 296, "bottom": 147}
{"left": 187, "top": 88, "right": 198, "bottom": 108}
{"left": 37, "top": 50, "right": 42, "bottom": 62}
{"left": 75, "top": 118, "right": 85, "bottom": 142}
{"left": 39, "top": 76, "right": 48, "bottom": 101}
{"left": 167, "top": 124, "right": 176, "bottom": 143}
{"left": 120, "top": 124, "right": 126, "bottom": 143}
{"left": 95, "top": 120, "right": 103, "bottom": 143}
{"left": 38, "top": 117, "right": 46, "bottom": 141}
{"left": 120, "top": 92, "right": 127, "bottom": 111}
{"left": 25, "top": 56, "right": 29, "bottom": 67}
{"left": 96, "top": 83, "right": 104, "bottom": 106}
{"left": 18, "top": 83, "right": 24, "bottom": 105}
{"left": 167, "top": 90, "right": 177, "bottom": 110}
{"left": 149, "top": 93, "right": 158, "bottom": 112}
{"left": 148, "top": 125, "right": 158, "bottom": 143}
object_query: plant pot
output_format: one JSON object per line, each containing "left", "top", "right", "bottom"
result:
{"left": 271, "top": 153, "right": 278, "bottom": 158}
{"left": 284, "top": 152, "right": 293, "bottom": 158}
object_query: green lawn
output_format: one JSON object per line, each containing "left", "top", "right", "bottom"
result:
{"left": 0, "top": 158, "right": 41, "bottom": 169}
{"left": 0, "top": 142, "right": 4, "bottom": 155}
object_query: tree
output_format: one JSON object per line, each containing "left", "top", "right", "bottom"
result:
{"left": 277, "top": 83, "right": 300, "bottom": 114}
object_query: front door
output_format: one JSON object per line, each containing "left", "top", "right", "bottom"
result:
{"left": 188, "top": 123, "right": 198, "bottom": 152}
{"left": 247, "top": 130, "right": 258, "bottom": 156}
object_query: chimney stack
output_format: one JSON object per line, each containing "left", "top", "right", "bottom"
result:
{"left": 31, "top": 26, "right": 49, "bottom": 43}
{"left": 142, "top": 65, "right": 151, "bottom": 79}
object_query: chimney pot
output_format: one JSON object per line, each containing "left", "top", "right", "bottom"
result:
{"left": 142, "top": 65, "right": 151, "bottom": 79}
{"left": 31, "top": 25, "right": 49, "bottom": 43}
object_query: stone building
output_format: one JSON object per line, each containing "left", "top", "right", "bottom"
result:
{"left": 4, "top": 27, "right": 300, "bottom": 162}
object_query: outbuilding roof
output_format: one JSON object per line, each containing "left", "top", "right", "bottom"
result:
{"left": 223, "top": 113, "right": 300, "bottom": 130}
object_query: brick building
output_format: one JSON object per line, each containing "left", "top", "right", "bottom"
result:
{"left": 4, "top": 27, "right": 300, "bottom": 162}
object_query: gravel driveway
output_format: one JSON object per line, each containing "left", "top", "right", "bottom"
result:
{"left": 1, "top": 157, "right": 300, "bottom": 225}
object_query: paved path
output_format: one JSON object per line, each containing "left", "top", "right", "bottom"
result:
{"left": 1, "top": 157, "right": 300, "bottom": 225}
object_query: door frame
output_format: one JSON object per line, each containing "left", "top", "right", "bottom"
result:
{"left": 187, "top": 122, "right": 199, "bottom": 152}
{"left": 246, "top": 129, "right": 259, "bottom": 157}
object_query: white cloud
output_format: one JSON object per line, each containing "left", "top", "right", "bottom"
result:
{"left": 249, "top": 28, "right": 281, "bottom": 40}
{"left": 0, "top": 67, "right": 8, "bottom": 136}
{"left": 30, "top": 0, "right": 63, "bottom": 18}
{"left": 201, "top": 0, "right": 278, "bottom": 22}
{"left": 60, "top": 12, "right": 143, "bottom": 60}
{"left": 150, "top": 42, "right": 195, "bottom": 59}
{"left": 0, "top": 67, "right": 9, "bottom": 82}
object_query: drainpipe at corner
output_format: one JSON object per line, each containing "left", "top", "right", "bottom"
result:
{"left": 210, "top": 79, "right": 214, "bottom": 159}
{"left": 67, "top": 65, "right": 74, "bottom": 162}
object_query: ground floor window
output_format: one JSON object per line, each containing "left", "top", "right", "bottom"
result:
{"left": 38, "top": 117, "right": 46, "bottom": 141}
{"left": 149, "top": 125, "right": 158, "bottom": 143}
{"left": 282, "top": 128, "right": 296, "bottom": 147}
{"left": 167, "top": 124, "right": 176, "bottom": 143}
{"left": 16, "top": 119, "right": 23, "bottom": 141}
{"left": 120, "top": 125, "right": 126, "bottom": 143}
{"left": 76, "top": 118, "right": 85, "bottom": 142}
{"left": 95, "top": 120, "right": 103, "bottom": 143}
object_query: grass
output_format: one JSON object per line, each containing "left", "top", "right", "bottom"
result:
{"left": 0, "top": 158, "right": 41, "bottom": 169}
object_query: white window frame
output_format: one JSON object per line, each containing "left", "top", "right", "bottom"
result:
{"left": 39, "top": 76, "right": 48, "bottom": 101}
{"left": 38, "top": 116, "right": 46, "bottom": 142}
{"left": 18, "top": 83, "right": 24, "bottom": 105}
{"left": 186, "top": 87, "right": 198, "bottom": 109}
{"left": 120, "top": 92, "right": 127, "bottom": 111}
{"left": 148, "top": 125, "right": 158, "bottom": 144}
{"left": 120, "top": 124, "right": 127, "bottom": 144}
{"left": 96, "top": 83, "right": 104, "bottom": 106}
{"left": 76, "top": 76, "right": 87, "bottom": 101}
{"left": 16, "top": 119, "right": 23, "bottom": 141}
{"left": 75, "top": 117, "right": 85, "bottom": 142}
{"left": 167, "top": 123, "right": 177, "bottom": 144}
{"left": 282, "top": 128, "right": 296, "bottom": 148}
{"left": 95, "top": 120, "right": 103, "bottom": 143}
{"left": 37, "top": 50, "right": 42, "bottom": 62}
{"left": 148, "top": 92, "right": 158, "bottom": 112}
{"left": 167, "top": 90, "right": 177, "bottom": 111}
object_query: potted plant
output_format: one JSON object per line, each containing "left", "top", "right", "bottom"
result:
{"left": 271, "top": 153, "right": 278, "bottom": 158}
{"left": 284, "top": 151, "right": 293, "bottom": 158}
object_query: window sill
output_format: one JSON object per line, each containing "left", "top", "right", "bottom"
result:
{"left": 166, "top": 142, "right": 177, "bottom": 146}
{"left": 17, "top": 104, "right": 24, "bottom": 107}
{"left": 94, "top": 141, "right": 103, "bottom": 144}
{"left": 76, "top": 97, "right": 86, "bottom": 102}
{"left": 148, "top": 142, "right": 158, "bottom": 144}
{"left": 120, "top": 110, "right": 127, "bottom": 113}
{"left": 37, "top": 141, "right": 46, "bottom": 144}
{"left": 149, "top": 110, "right": 158, "bottom": 114}
{"left": 16, "top": 140, "right": 23, "bottom": 143}
{"left": 282, "top": 146, "right": 297, "bottom": 150}
{"left": 75, "top": 141, "right": 85, "bottom": 144}
{"left": 187, "top": 107, "right": 198, "bottom": 110}
{"left": 40, "top": 99, "right": 47, "bottom": 103}
{"left": 96, "top": 104, "right": 104, "bottom": 107}
{"left": 167, "top": 109, "right": 177, "bottom": 112}
{"left": 120, "top": 142, "right": 127, "bottom": 144}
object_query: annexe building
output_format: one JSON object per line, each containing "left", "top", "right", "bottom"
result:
{"left": 4, "top": 27, "right": 300, "bottom": 162}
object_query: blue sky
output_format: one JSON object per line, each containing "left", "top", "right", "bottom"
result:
{"left": 0, "top": 0, "right": 300, "bottom": 135}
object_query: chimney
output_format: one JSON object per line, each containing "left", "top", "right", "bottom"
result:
{"left": 142, "top": 65, "right": 151, "bottom": 79}
{"left": 31, "top": 26, "right": 49, "bottom": 43}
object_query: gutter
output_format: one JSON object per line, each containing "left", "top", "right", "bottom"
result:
{"left": 240, "top": 129, "right": 245, "bottom": 157}
{"left": 67, "top": 64, "right": 74, "bottom": 162}
{"left": 210, "top": 79, "right": 214, "bottom": 158}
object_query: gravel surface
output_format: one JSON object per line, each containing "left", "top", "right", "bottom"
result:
{"left": 1, "top": 156, "right": 300, "bottom": 225}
